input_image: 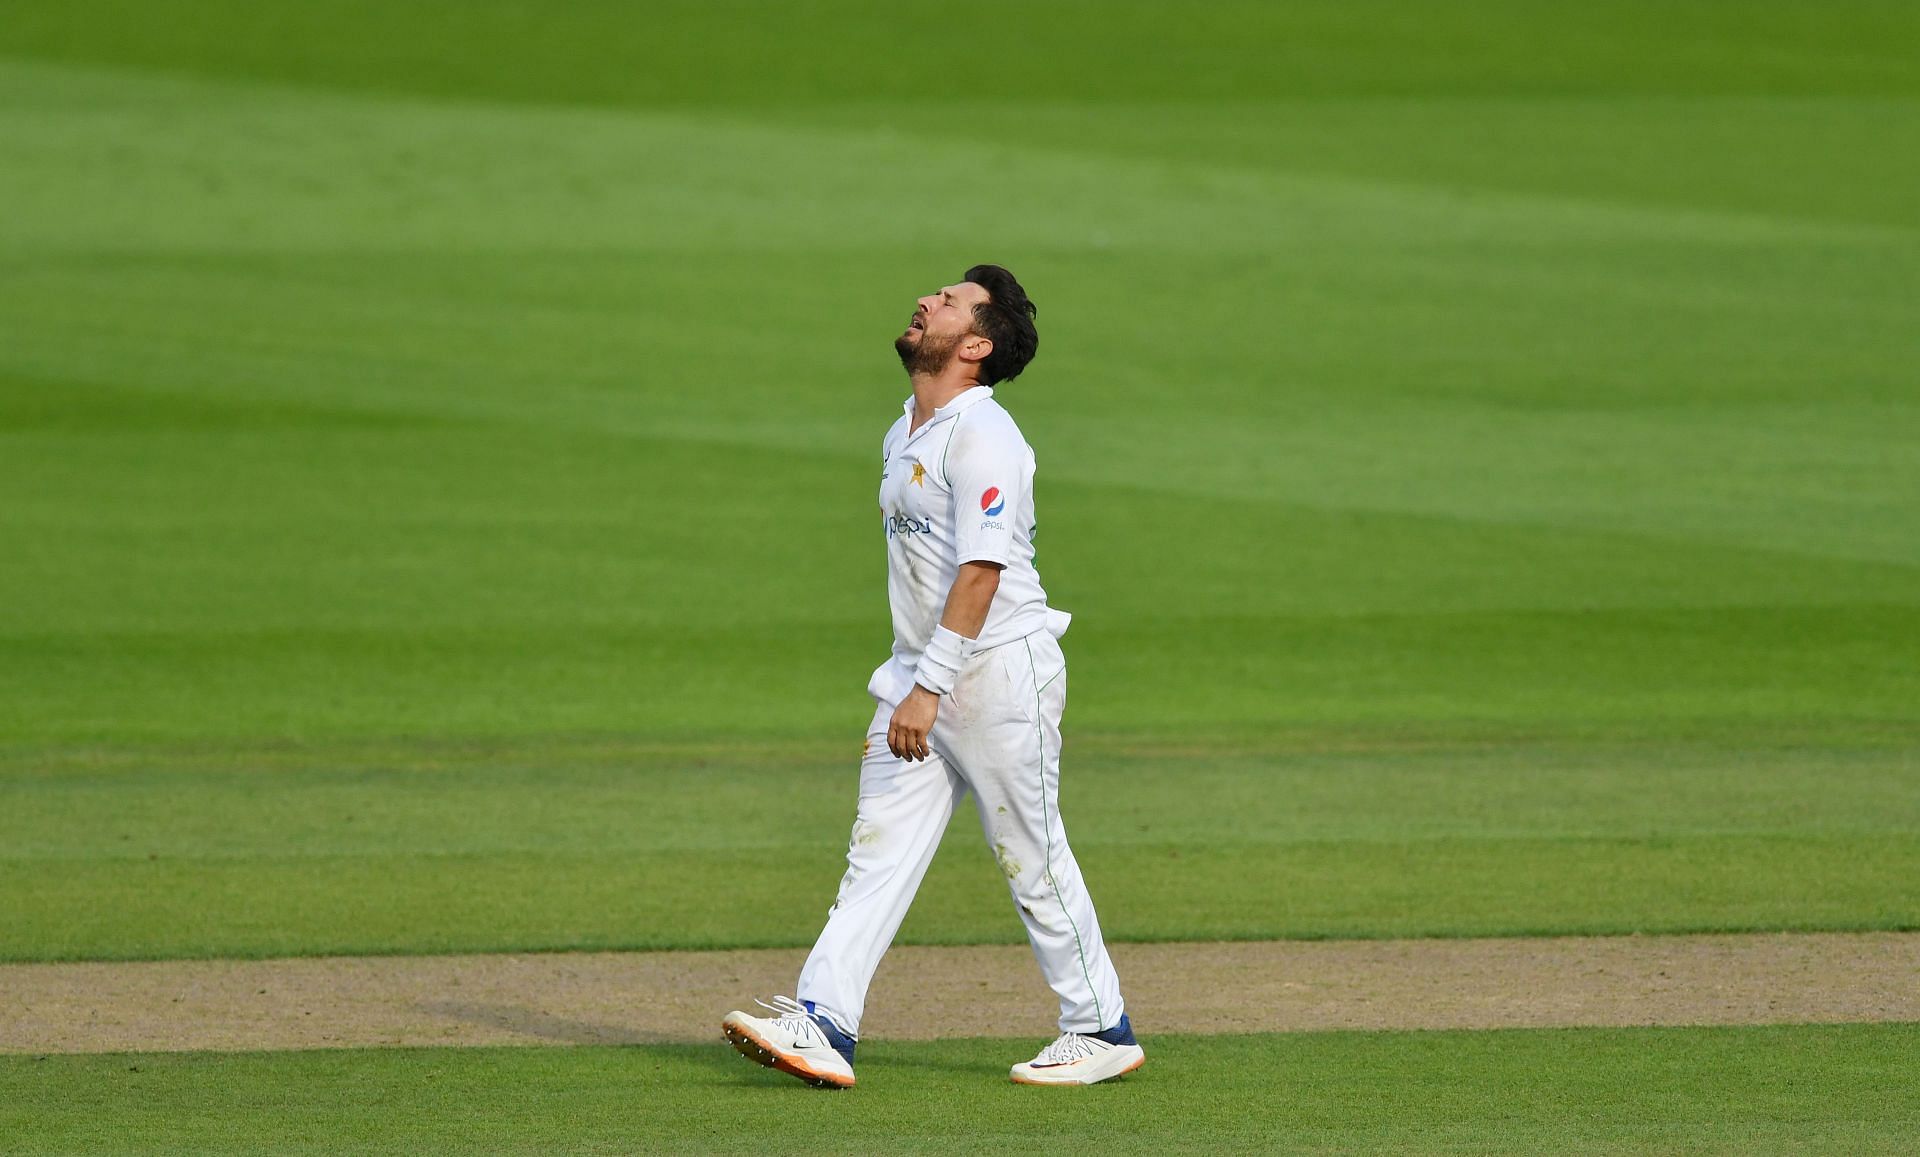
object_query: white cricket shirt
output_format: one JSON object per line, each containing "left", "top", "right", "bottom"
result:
{"left": 869, "top": 386, "right": 1066, "bottom": 703}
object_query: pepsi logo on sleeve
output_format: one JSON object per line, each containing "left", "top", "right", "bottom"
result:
{"left": 980, "top": 487, "right": 1005, "bottom": 517}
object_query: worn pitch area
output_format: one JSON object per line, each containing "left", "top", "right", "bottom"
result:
{"left": 3, "top": 933, "right": 1915, "bottom": 1054}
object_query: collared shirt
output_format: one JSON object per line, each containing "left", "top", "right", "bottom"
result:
{"left": 871, "top": 386, "right": 1058, "bottom": 700}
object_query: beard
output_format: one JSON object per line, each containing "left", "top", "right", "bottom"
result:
{"left": 895, "top": 328, "right": 962, "bottom": 377}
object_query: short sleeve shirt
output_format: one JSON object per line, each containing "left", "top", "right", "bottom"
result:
{"left": 877, "top": 387, "right": 1051, "bottom": 670}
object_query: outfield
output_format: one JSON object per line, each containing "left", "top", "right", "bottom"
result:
{"left": 8, "top": 1028, "right": 1917, "bottom": 1153}
{"left": 2, "top": 1, "right": 1917, "bottom": 1152}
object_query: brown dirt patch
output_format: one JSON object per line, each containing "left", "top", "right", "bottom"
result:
{"left": 2, "top": 932, "right": 1914, "bottom": 1055}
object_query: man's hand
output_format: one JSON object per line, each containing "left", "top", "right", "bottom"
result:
{"left": 888, "top": 685, "right": 941, "bottom": 761}
{"left": 891, "top": 561, "right": 1000, "bottom": 763}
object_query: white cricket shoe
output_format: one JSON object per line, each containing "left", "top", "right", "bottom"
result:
{"left": 722, "top": 996, "right": 857, "bottom": 1089}
{"left": 1010, "top": 1013, "right": 1145, "bottom": 1085}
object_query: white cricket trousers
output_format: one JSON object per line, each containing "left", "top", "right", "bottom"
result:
{"left": 796, "top": 629, "right": 1126, "bottom": 1038}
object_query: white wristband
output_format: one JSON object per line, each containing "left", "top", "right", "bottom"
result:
{"left": 912, "top": 625, "right": 975, "bottom": 696}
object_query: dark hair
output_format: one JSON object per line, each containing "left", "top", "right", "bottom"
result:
{"left": 963, "top": 264, "right": 1038, "bottom": 386}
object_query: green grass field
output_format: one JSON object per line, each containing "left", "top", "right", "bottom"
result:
{"left": 7, "top": 1027, "right": 1919, "bottom": 1154}
{"left": 3, "top": 737, "right": 1916, "bottom": 961}
{"left": 2, "top": 0, "right": 1916, "bottom": 1150}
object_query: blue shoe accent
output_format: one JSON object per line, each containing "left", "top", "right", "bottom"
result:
{"left": 1091, "top": 1014, "right": 1135, "bottom": 1047}
{"left": 803, "top": 1000, "right": 857, "bottom": 1066}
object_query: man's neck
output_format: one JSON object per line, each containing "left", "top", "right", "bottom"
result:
{"left": 908, "top": 371, "right": 980, "bottom": 432}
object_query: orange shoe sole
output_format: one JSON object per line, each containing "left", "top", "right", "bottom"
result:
{"left": 722, "top": 1020, "right": 855, "bottom": 1089}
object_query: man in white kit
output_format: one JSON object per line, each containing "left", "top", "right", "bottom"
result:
{"left": 722, "top": 265, "right": 1142, "bottom": 1088}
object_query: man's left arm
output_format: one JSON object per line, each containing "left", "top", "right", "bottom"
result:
{"left": 886, "top": 561, "right": 1002, "bottom": 762}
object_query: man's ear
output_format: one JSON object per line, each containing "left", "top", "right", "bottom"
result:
{"left": 959, "top": 333, "right": 994, "bottom": 366}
